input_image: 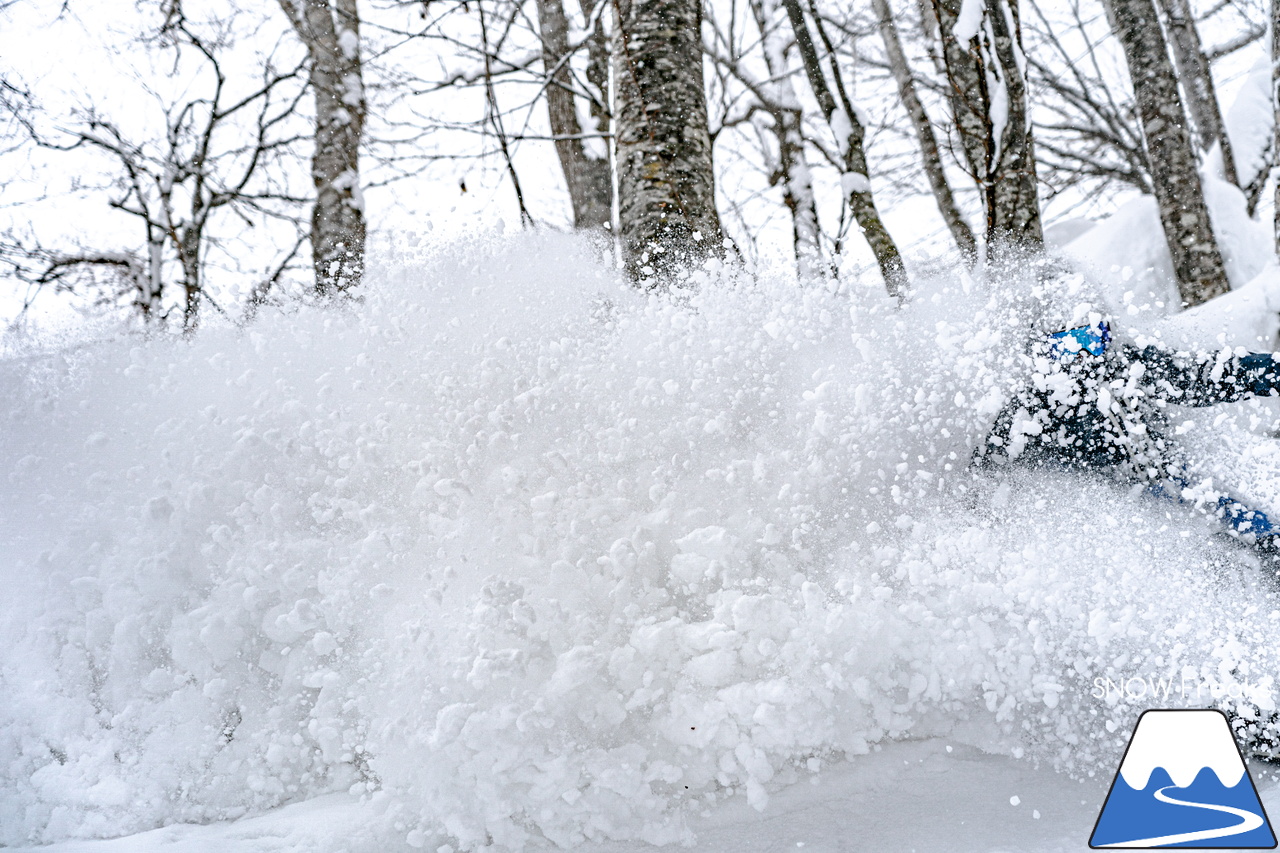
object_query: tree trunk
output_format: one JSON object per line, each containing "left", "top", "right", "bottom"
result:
{"left": 578, "top": 0, "right": 611, "bottom": 139}
{"left": 1156, "top": 0, "right": 1239, "bottom": 186}
{"left": 535, "top": 0, "right": 612, "bottom": 228}
{"left": 159, "top": 175, "right": 203, "bottom": 332}
{"left": 915, "top": 0, "right": 948, "bottom": 78}
{"left": 931, "top": 0, "right": 987, "bottom": 195}
{"left": 872, "top": 0, "right": 976, "bottom": 260}
{"left": 751, "top": 0, "right": 823, "bottom": 270}
{"left": 178, "top": 227, "right": 201, "bottom": 332}
{"left": 578, "top": 0, "right": 613, "bottom": 216}
{"left": 930, "top": 0, "right": 1043, "bottom": 262}
{"left": 613, "top": 0, "right": 725, "bottom": 284}
{"left": 1274, "top": 0, "right": 1280, "bottom": 255}
{"left": 279, "top": 0, "right": 367, "bottom": 296}
{"left": 780, "top": 0, "right": 906, "bottom": 300}
{"left": 1104, "top": 0, "right": 1229, "bottom": 306}
{"left": 144, "top": 225, "right": 165, "bottom": 323}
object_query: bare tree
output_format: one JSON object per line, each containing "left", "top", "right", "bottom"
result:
{"left": 278, "top": 0, "right": 367, "bottom": 296}
{"left": 0, "top": 234, "right": 154, "bottom": 325}
{"left": 1155, "top": 0, "right": 1238, "bottom": 186}
{"left": 703, "top": 0, "right": 826, "bottom": 270}
{"left": 613, "top": 0, "right": 725, "bottom": 284}
{"left": 1103, "top": 0, "right": 1228, "bottom": 306}
{"left": 2, "top": 11, "right": 308, "bottom": 331}
{"left": 0, "top": 77, "right": 33, "bottom": 161}
{"left": 754, "top": 0, "right": 824, "bottom": 269}
{"left": 1022, "top": 0, "right": 1152, "bottom": 202}
{"left": 930, "top": 0, "right": 1043, "bottom": 261}
{"left": 384, "top": 0, "right": 608, "bottom": 231}
{"left": 780, "top": 0, "right": 906, "bottom": 299}
{"left": 872, "top": 0, "right": 975, "bottom": 259}
{"left": 534, "top": 0, "right": 611, "bottom": 228}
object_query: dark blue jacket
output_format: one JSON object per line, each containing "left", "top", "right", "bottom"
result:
{"left": 977, "top": 343, "right": 1280, "bottom": 479}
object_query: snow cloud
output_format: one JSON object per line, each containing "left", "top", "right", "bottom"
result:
{"left": 2, "top": 234, "right": 1278, "bottom": 849}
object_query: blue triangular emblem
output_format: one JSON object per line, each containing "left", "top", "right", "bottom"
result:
{"left": 1090, "top": 709, "right": 1277, "bottom": 848}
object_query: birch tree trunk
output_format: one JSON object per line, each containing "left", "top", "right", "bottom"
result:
{"left": 750, "top": 0, "right": 823, "bottom": 270}
{"left": 931, "top": 0, "right": 1042, "bottom": 262}
{"left": 176, "top": 226, "right": 201, "bottom": 331}
{"left": 578, "top": 0, "right": 613, "bottom": 212}
{"left": 1104, "top": 0, "right": 1229, "bottom": 306}
{"left": 780, "top": 0, "right": 906, "bottom": 300}
{"left": 536, "top": 0, "right": 612, "bottom": 228}
{"left": 613, "top": 0, "right": 725, "bottom": 284}
{"left": 278, "top": 0, "right": 367, "bottom": 296}
{"left": 872, "top": 0, "right": 976, "bottom": 260}
{"left": 1274, "top": 0, "right": 1280, "bottom": 255}
{"left": 1156, "top": 0, "right": 1239, "bottom": 186}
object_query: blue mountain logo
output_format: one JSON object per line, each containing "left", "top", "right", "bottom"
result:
{"left": 1090, "top": 709, "right": 1276, "bottom": 848}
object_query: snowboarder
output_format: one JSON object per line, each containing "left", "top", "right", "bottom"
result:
{"left": 974, "top": 303, "right": 1280, "bottom": 559}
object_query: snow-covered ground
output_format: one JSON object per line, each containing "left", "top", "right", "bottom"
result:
{"left": 11, "top": 737, "right": 1280, "bottom": 853}
{"left": 0, "top": 738, "right": 1117, "bottom": 852}
{"left": 6, "top": 214, "right": 1280, "bottom": 851}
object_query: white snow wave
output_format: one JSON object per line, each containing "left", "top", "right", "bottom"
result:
{"left": 2, "top": 232, "right": 1279, "bottom": 849}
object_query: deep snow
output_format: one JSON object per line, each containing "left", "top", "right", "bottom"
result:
{"left": 5, "top": 216, "right": 1280, "bottom": 850}
{"left": 0, "top": 738, "right": 1120, "bottom": 852}
{"left": 10, "top": 738, "right": 1280, "bottom": 852}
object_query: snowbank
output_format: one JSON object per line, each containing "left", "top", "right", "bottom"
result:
{"left": 1226, "top": 54, "right": 1275, "bottom": 193}
{"left": 3, "top": 233, "right": 1280, "bottom": 849}
{"left": 1059, "top": 123, "right": 1280, "bottom": 354}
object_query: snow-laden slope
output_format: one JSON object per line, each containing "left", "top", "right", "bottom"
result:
{"left": 10, "top": 737, "right": 1280, "bottom": 853}
{"left": 0, "top": 738, "right": 1119, "bottom": 853}
{"left": 3, "top": 233, "right": 1280, "bottom": 850}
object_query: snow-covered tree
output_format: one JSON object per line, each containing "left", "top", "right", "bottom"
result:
{"left": 277, "top": 0, "right": 366, "bottom": 296}
{"left": 2, "top": 5, "right": 309, "bottom": 331}
{"left": 1156, "top": 0, "right": 1239, "bottom": 187}
{"left": 929, "top": 0, "right": 1043, "bottom": 262}
{"left": 751, "top": 0, "right": 823, "bottom": 268}
{"left": 706, "top": 0, "right": 826, "bottom": 270}
{"left": 780, "top": 0, "right": 907, "bottom": 299}
{"left": 872, "top": 0, "right": 976, "bottom": 260}
{"left": 1103, "top": 0, "right": 1228, "bottom": 306}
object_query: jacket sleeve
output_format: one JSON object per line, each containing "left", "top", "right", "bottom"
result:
{"left": 1134, "top": 344, "right": 1280, "bottom": 406}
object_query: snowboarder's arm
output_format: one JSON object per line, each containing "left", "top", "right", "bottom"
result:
{"left": 1136, "top": 345, "right": 1280, "bottom": 406}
